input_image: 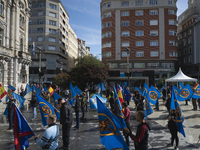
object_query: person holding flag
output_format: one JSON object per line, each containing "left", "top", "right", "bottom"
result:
{"left": 58, "top": 98, "right": 73, "bottom": 150}
{"left": 34, "top": 114, "right": 59, "bottom": 150}
{"left": 3, "top": 95, "right": 16, "bottom": 131}
{"left": 124, "top": 111, "right": 151, "bottom": 150}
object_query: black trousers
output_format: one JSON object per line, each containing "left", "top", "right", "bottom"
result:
{"left": 62, "top": 123, "right": 71, "bottom": 149}
{"left": 171, "top": 131, "right": 179, "bottom": 146}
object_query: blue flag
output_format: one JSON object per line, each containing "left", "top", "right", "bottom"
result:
{"left": 96, "top": 96, "right": 129, "bottom": 150}
{"left": 52, "top": 92, "right": 61, "bottom": 120}
{"left": 24, "top": 84, "right": 32, "bottom": 96}
{"left": 179, "top": 82, "right": 184, "bottom": 90}
{"left": 101, "top": 81, "right": 105, "bottom": 92}
{"left": 174, "top": 99, "right": 186, "bottom": 137}
{"left": 113, "top": 86, "right": 127, "bottom": 128}
{"left": 146, "top": 85, "right": 161, "bottom": 105}
{"left": 192, "top": 84, "right": 200, "bottom": 99}
{"left": 144, "top": 98, "right": 153, "bottom": 118}
{"left": 90, "top": 94, "right": 107, "bottom": 109}
{"left": 159, "top": 84, "right": 165, "bottom": 93}
{"left": 74, "top": 86, "right": 82, "bottom": 96}
{"left": 143, "top": 83, "right": 149, "bottom": 97}
{"left": 69, "top": 82, "right": 77, "bottom": 106}
{"left": 134, "top": 86, "right": 143, "bottom": 95}
{"left": 122, "top": 86, "right": 131, "bottom": 101}
{"left": 170, "top": 87, "right": 176, "bottom": 110}
{"left": 8, "top": 84, "right": 16, "bottom": 91}
{"left": 36, "top": 93, "right": 55, "bottom": 126}
{"left": 178, "top": 84, "right": 193, "bottom": 101}
{"left": 43, "top": 86, "right": 48, "bottom": 92}
{"left": 13, "top": 92, "right": 26, "bottom": 110}
{"left": 32, "top": 85, "right": 42, "bottom": 95}
{"left": 173, "top": 86, "right": 181, "bottom": 97}
{"left": 13, "top": 104, "right": 34, "bottom": 150}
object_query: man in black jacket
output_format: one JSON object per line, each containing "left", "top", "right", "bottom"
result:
{"left": 73, "top": 95, "right": 80, "bottom": 130}
{"left": 124, "top": 111, "right": 150, "bottom": 150}
{"left": 30, "top": 92, "right": 38, "bottom": 120}
{"left": 58, "top": 98, "right": 73, "bottom": 150}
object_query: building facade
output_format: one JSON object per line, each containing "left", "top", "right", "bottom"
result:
{"left": 0, "top": 0, "right": 31, "bottom": 91}
{"left": 29, "top": 0, "right": 78, "bottom": 84}
{"left": 78, "top": 38, "right": 90, "bottom": 58}
{"left": 178, "top": 0, "right": 200, "bottom": 79}
{"left": 101, "top": 0, "right": 178, "bottom": 85}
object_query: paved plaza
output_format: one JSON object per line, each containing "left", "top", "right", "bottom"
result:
{"left": 0, "top": 99, "right": 200, "bottom": 150}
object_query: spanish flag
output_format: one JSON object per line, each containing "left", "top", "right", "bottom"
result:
{"left": 0, "top": 84, "right": 7, "bottom": 99}
{"left": 194, "top": 83, "right": 199, "bottom": 90}
{"left": 118, "top": 88, "right": 124, "bottom": 106}
{"left": 48, "top": 86, "right": 54, "bottom": 97}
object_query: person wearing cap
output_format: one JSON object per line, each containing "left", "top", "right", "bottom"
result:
{"left": 58, "top": 98, "right": 73, "bottom": 150}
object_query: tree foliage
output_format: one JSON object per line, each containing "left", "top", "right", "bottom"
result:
{"left": 53, "top": 73, "right": 71, "bottom": 89}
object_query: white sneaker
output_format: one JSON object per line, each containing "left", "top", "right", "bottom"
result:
{"left": 174, "top": 146, "right": 179, "bottom": 150}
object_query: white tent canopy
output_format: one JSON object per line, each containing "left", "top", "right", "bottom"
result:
{"left": 165, "top": 68, "right": 197, "bottom": 83}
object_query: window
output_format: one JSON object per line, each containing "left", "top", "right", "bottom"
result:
{"left": 134, "top": 63, "right": 145, "bottom": 68}
{"left": 49, "top": 20, "right": 56, "bottom": 26}
{"left": 169, "top": 51, "right": 178, "bottom": 57}
{"left": 49, "top": 3, "right": 56, "bottom": 10}
{"left": 102, "top": 22, "right": 111, "bottom": 28}
{"left": 29, "top": 20, "right": 32, "bottom": 25}
{"left": 37, "top": 28, "right": 43, "bottom": 33}
{"left": 122, "top": 52, "right": 130, "bottom": 57}
{"left": 135, "top": 31, "right": 144, "bottom": 36}
{"left": 168, "top": 0, "right": 173, "bottom": 4}
{"left": 0, "top": 1, "right": 4, "bottom": 16}
{"left": 102, "top": 2, "right": 111, "bottom": 10}
{"left": 49, "top": 12, "right": 56, "bottom": 18}
{"left": 136, "top": 41, "right": 144, "bottom": 46}
{"left": 102, "top": 52, "right": 112, "bottom": 58}
{"left": 135, "top": 20, "right": 144, "bottom": 26}
{"left": 169, "top": 19, "right": 176, "bottom": 25}
{"left": 48, "top": 46, "right": 56, "bottom": 50}
{"left": 49, "top": 28, "right": 56, "bottom": 34}
{"left": 135, "top": 10, "right": 143, "bottom": 16}
{"left": 149, "top": 10, "right": 158, "bottom": 15}
{"left": 150, "top": 51, "right": 158, "bottom": 57}
{"left": 20, "top": 38, "right": 23, "bottom": 51}
{"left": 150, "top": 20, "right": 158, "bottom": 25}
{"left": 169, "top": 10, "right": 176, "bottom": 15}
{"left": 150, "top": 30, "right": 158, "bottom": 36}
{"left": 121, "top": 11, "right": 129, "bottom": 16}
{"left": 121, "top": 21, "right": 129, "bottom": 26}
{"left": 169, "top": 30, "right": 176, "bottom": 36}
{"left": 102, "top": 42, "right": 111, "bottom": 48}
{"left": 0, "top": 28, "right": 3, "bottom": 46}
{"left": 188, "top": 37, "right": 192, "bottom": 44}
{"left": 102, "top": 12, "right": 111, "bottom": 18}
{"left": 188, "top": 29, "right": 192, "bottom": 35}
{"left": 150, "top": 41, "right": 158, "bottom": 46}
{"left": 122, "top": 31, "right": 130, "bottom": 37}
{"left": 28, "top": 37, "right": 31, "bottom": 42}
{"left": 136, "top": 51, "right": 144, "bottom": 57}
{"left": 169, "top": 41, "right": 177, "bottom": 46}
{"left": 150, "top": 0, "right": 157, "bottom": 5}
{"left": 38, "top": 3, "right": 44, "bottom": 7}
{"left": 162, "top": 63, "right": 174, "bottom": 68}
{"left": 135, "top": 0, "right": 143, "bottom": 6}
{"left": 37, "top": 37, "right": 43, "bottom": 42}
{"left": 38, "top": 11, "right": 43, "bottom": 16}
{"left": 147, "top": 63, "right": 159, "bottom": 68}
{"left": 102, "top": 32, "right": 112, "bottom": 38}
{"left": 121, "top": 1, "right": 129, "bottom": 6}
{"left": 20, "top": 15, "right": 24, "bottom": 27}
{"left": 122, "top": 41, "right": 130, "bottom": 47}
{"left": 49, "top": 37, "right": 56, "bottom": 42}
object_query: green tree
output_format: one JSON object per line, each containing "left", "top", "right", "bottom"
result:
{"left": 70, "top": 55, "right": 108, "bottom": 90}
{"left": 53, "top": 73, "right": 71, "bottom": 89}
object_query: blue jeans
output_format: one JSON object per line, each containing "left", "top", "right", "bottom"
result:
{"left": 33, "top": 107, "right": 37, "bottom": 118}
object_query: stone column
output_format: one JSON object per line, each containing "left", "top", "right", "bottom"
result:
{"left": 2, "top": 60, "right": 8, "bottom": 89}
{"left": 8, "top": 58, "right": 14, "bottom": 86}
{"left": 5, "top": 2, "right": 11, "bottom": 48}
{"left": 10, "top": 3, "right": 16, "bottom": 50}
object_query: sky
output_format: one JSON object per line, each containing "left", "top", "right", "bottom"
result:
{"left": 61, "top": 0, "right": 188, "bottom": 60}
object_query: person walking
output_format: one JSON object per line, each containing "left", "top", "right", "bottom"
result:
{"left": 44, "top": 91, "right": 51, "bottom": 103}
{"left": 3, "top": 95, "right": 16, "bottom": 131}
{"left": 85, "top": 88, "right": 90, "bottom": 112}
{"left": 136, "top": 96, "right": 144, "bottom": 111}
{"left": 122, "top": 102, "right": 131, "bottom": 146}
{"left": 192, "top": 98, "right": 197, "bottom": 110}
{"left": 34, "top": 114, "right": 59, "bottom": 150}
{"left": 58, "top": 98, "right": 73, "bottom": 150}
{"left": 123, "top": 111, "right": 150, "bottom": 150}
{"left": 73, "top": 95, "right": 80, "bottom": 130}
{"left": 80, "top": 92, "right": 87, "bottom": 120}
{"left": 30, "top": 92, "right": 38, "bottom": 120}
{"left": 167, "top": 109, "right": 179, "bottom": 150}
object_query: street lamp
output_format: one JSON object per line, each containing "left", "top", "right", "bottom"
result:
{"left": 125, "top": 47, "right": 130, "bottom": 88}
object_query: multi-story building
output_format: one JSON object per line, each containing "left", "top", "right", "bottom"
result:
{"left": 29, "top": 0, "right": 78, "bottom": 84}
{"left": 101, "top": 0, "right": 178, "bottom": 85}
{"left": 78, "top": 38, "right": 90, "bottom": 58}
{"left": 178, "top": 0, "right": 200, "bottom": 79}
{"left": 0, "top": 0, "right": 31, "bottom": 91}
{"left": 68, "top": 25, "right": 78, "bottom": 71}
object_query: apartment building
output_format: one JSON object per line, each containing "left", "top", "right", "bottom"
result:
{"left": 178, "top": 0, "right": 200, "bottom": 79}
{"left": 78, "top": 38, "right": 90, "bottom": 58}
{"left": 0, "top": 0, "right": 31, "bottom": 91}
{"left": 29, "top": 0, "right": 78, "bottom": 83}
{"left": 101, "top": 0, "right": 178, "bottom": 85}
